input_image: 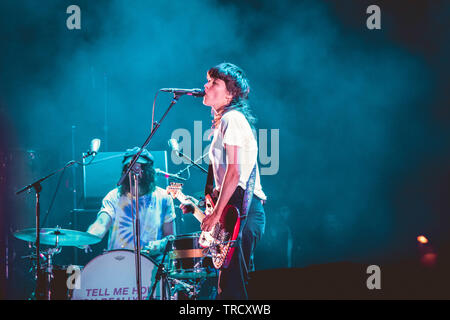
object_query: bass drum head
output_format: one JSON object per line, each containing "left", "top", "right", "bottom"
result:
{"left": 72, "top": 250, "right": 167, "bottom": 300}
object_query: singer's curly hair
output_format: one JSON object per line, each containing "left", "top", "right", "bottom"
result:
{"left": 207, "top": 62, "right": 257, "bottom": 129}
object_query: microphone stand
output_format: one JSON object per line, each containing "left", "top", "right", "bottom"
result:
{"left": 173, "top": 150, "right": 208, "bottom": 174}
{"left": 15, "top": 152, "right": 97, "bottom": 300}
{"left": 174, "top": 152, "right": 209, "bottom": 176}
{"left": 116, "top": 93, "right": 182, "bottom": 300}
{"left": 129, "top": 166, "right": 143, "bottom": 301}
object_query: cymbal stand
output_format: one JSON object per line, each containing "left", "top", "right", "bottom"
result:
{"left": 26, "top": 246, "right": 61, "bottom": 300}
{"left": 42, "top": 246, "right": 62, "bottom": 300}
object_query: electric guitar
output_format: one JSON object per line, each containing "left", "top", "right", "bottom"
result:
{"left": 166, "top": 183, "right": 241, "bottom": 269}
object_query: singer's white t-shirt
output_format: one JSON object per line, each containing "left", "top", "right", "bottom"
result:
{"left": 209, "top": 110, "right": 266, "bottom": 201}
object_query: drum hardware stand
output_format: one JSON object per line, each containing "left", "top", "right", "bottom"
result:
{"left": 147, "top": 235, "right": 174, "bottom": 300}
{"left": 15, "top": 150, "right": 98, "bottom": 300}
{"left": 24, "top": 245, "right": 62, "bottom": 300}
{"left": 168, "top": 278, "right": 198, "bottom": 299}
{"left": 41, "top": 246, "right": 62, "bottom": 300}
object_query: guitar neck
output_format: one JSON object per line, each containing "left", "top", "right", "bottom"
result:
{"left": 192, "top": 205, "right": 206, "bottom": 223}
{"left": 175, "top": 192, "right": 206, "bottom": 223}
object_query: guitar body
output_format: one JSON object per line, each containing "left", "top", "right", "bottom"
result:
{"left": 198, "top": 194, "right": 241, "bottom": 269}
{"left": 166, "top": 184, "right": 241, "bottom": 269}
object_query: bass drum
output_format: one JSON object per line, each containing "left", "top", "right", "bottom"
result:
{"left": 72, "top": 250, "right": 168, "bottom": 300}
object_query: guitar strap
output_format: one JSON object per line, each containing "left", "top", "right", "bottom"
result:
{"left": 204, "top": 163, "right": 215, "bottom": 198}
{"left": 241, "top": 164, "right": 256, "bottom": 219}
{"left": 237, "top": 163, "right": 256, "bottom": 296}
{"left": 204, "top": 163, "right": 257, "bottom": 219}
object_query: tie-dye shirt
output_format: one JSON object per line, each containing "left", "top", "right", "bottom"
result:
{"left": 98, "top": 186, "right": 176, "bottom": 250}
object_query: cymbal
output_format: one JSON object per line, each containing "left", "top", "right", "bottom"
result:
{"left": 14, "top": 228, "right": 102, "bottom": 247}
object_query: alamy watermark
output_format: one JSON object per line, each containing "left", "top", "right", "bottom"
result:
{"left": 66, "top": 265, "right": 82, "bottom": 290}
{"left": 366, "top": 265, "right": 381, "bottom": 290}
{"left": 66, "top": 5, "right": 81, "bottom": 30}
{"left": 170, "top": 121, "right": 279, "bottom": 176}
{"left": 66, "top": 4, "right": 381, "bottom": 31}
{"left": 366, "top": 5, "right": 381, "bottom": 30}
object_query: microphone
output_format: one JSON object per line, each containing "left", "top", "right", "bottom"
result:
{"left": 168, "top": 138, "right": 180, "bottom": 154}
{"left": 89, "top": 138, "right": 101, "bottom": 156}
{"left": 160, "top": 88, "right": 205, "bottom": 97}
{"left": 155, "top": 168, "right": 186, "bottom": 181}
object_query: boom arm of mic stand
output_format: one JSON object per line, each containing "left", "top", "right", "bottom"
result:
{"left": 175, "top": 151, "right": 208, "bottom": 174}
{"left": 117, "top": 94, "right": 181, "bottom": 187}
{"left": 15, "top": 160, "right": 77, "bottom": 196}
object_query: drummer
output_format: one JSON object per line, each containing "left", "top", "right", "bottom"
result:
{"left": 81, "top": 147, "right": 176, "bottom": 257}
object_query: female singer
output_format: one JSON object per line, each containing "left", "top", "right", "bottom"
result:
{"left": 185, "top": 62, "right": 267, "bottom": 299}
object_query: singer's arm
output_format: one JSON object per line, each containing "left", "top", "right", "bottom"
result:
{"left": 201, "top": 144, "right": 241, "bottom": 232}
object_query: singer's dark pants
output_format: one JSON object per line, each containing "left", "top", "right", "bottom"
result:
{"left": 216, "top": 187, "right": 266, "bottom": 300}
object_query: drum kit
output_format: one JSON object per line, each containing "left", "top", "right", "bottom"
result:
{"left": 10, "top": 93, "right": 217, "bottom": 300}
{"left": 13, "top": 228, "right": 217, "bottom": 300}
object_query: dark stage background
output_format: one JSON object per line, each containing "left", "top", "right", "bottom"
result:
{"left": 0, "top": 0, "right": 449, "bottom": 299}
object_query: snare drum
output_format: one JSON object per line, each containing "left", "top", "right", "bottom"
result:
{"left": 71, "top": 250, "right": 168, "bottom": 300}
{"left": 168, "top": 233, "right": 215, "bottom": 279}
